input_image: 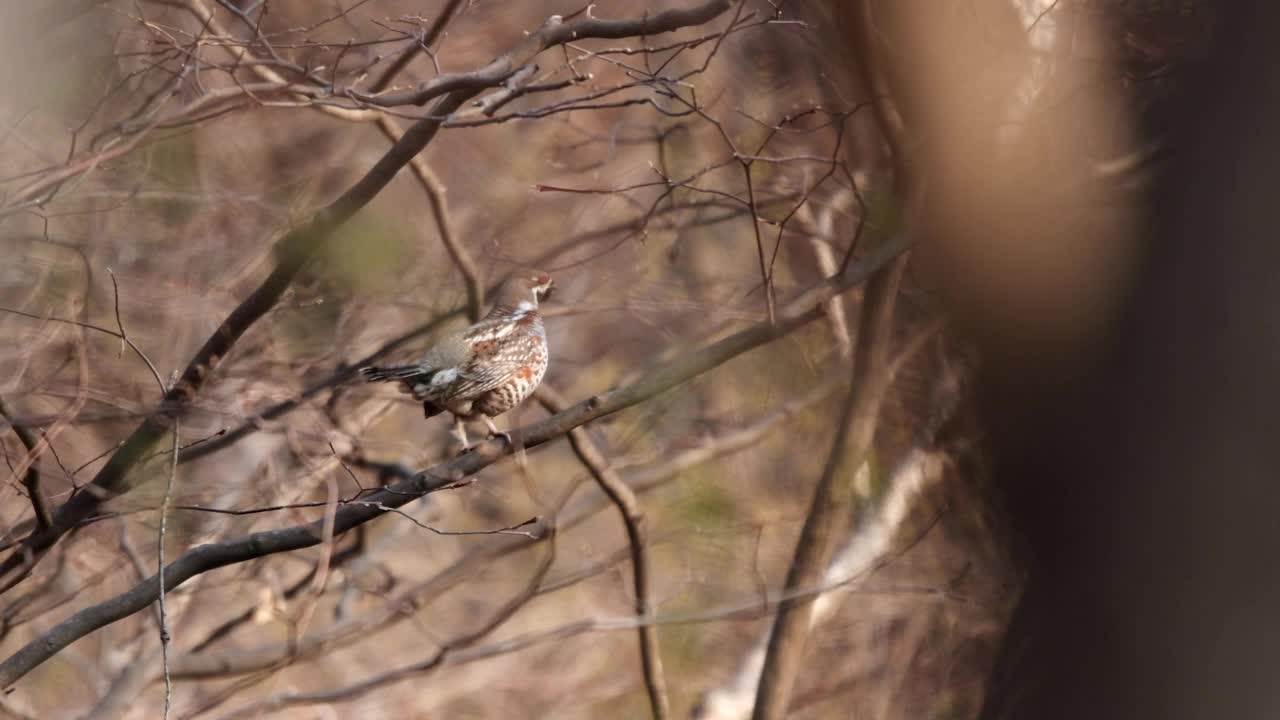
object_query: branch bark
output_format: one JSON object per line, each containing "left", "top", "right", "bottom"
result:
{"left": 0, "top": 233, "right": 906, "bottom": 690}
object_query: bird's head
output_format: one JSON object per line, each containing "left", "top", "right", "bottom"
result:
{"left": 498, "top": 271, "right": 555, "bottom": 310}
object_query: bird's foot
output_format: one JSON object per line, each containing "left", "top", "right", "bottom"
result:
{"left": 488, "top": 430, "right": 512, "bottom": 447}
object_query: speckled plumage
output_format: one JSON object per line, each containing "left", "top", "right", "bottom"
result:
{"left": 360, "top": 272, "right": 553, "bottom": 448}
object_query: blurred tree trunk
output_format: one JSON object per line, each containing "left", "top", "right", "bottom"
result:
{"left": 979, "top": 3, "right": 1280, "bottom": 718}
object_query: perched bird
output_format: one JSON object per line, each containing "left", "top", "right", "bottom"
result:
{"left": 360, "top": 272, "right": 554, "bottom": 450}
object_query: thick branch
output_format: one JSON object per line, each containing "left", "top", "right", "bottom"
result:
{"left": 696, "top": 330, "right": 961, "bottom": 720}
{"left": 0, "top": 235, "right": 906, "bottom": 689}
{"left": 751, "top": 254, "right": 907, "bottom": 719}
{"left": 362, "top": 1, "right": 734, "bottom": 107}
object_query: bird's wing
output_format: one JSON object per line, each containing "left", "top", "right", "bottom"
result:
{"left": 416, "top": 316, "right": 513, "bottom": 369}
{"left": 446, "top": 333, "right": 535, "bottom": 400}
{"left": 417, "top": 327, "right": 475, "bottom": 371}
{"left": 461, "top": 316, "right": 521, "bottom": 343}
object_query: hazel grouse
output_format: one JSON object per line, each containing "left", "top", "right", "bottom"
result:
{"left": 360, "top": 272, "right": 554, "bottom": 449}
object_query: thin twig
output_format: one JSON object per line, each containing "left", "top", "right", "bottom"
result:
{"left": 368, "top": 0, "right": 465, "bottom": 93}
{"left": 0, "top": 304, "right": 164, "bottom": 395}
{"left": 218, "top": 544, "right": 972, "bottom": 720}
{"left": 740, "top": 161, "right": 776, "bottom": 324}
{"left": 291, "top": 469, "right": 339, "bottom": 650}
{"left": 158, "top": 416, "right": 179, "bottom": 720}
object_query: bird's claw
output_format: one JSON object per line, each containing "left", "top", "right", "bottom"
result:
{"left": 489, "top": 430, "right": 512, "bottom": 446}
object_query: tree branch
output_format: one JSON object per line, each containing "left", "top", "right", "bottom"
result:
{"left": 211, "top": 529, "right": 558, "bottom": 720}
{"left": 0, "top": 400, "right": 50, "bottom": 532}
{"left": 0, "top": 0, "right": 739, "bottom": 595}
{"left": 367, "top": 0, "right": 466, "bottom": 94}
{"left": 0, "top": 89, "right": 469, "bottom": 595}
{"left": 696, "top": 334, "right": 962, "bottom": 720}
{"left": 0, "top": 234, "right": 906, "bottom": 690}
{"left": 164, "top": 384, "right": 833, "bottom": 684}
{"left": 751, "top": 254, "right": 907, "bottom": 719}
{"left": 360, "top": 1, "right": 735, "bottom": 108}
{"left": 537, "top": 385, "right": 670, "bottom": 720}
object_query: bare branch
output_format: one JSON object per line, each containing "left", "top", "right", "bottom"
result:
{"left": 0, "top": 88, "right": 470, "bottom": 593}
{"left": 212, "top": 533, "right": 559, "bottom": 720}
{"left": 751, "top": 254, "right": 908, "bottom": 719}
{"left": 157, "top": 418, "right": 179, "bottom": 720}
{"left": 537, "top": 384, "right": 670, "bottom": 720}
{"left": 0, "top": 235, "right": 907, "bottom": 689}
{"left": 226, "top": 540, "right": 977, "bottom": 720}
{"left": 360, "top": 1, "right": 736, "bottom": 108}
{"left": 473, "top": 62, "right": 540, "bottom": 116}
{"left": 367, "top": 0, "right": 465, "bottom": 94}
{"left": 0, "top": 400, "right": 50, "bottom": 532}
{"left": 697, "top": 338, "right": 962, "bottom": 720}
{"left": 752, "top": 0, "right": 917, "bottom": 712}
{"left": 167, "top": 384, "right": 834, "bottom": 683}
{"left": 0, "top": 0, "right": 739, "bottom": 592}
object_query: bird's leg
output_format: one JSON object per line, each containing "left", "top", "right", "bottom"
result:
{"left": 452, "top": 416, "right": 472, "bottom": 455}
{"left": 482, "top": 416, "right": 512, "bottom": 447}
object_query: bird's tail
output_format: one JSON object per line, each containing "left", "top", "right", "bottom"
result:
{"left": 361, "top": 365, "right": 446, "bottom": 418}
{"left": 359, "top": 365, "right": 426, "bottom": 383}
